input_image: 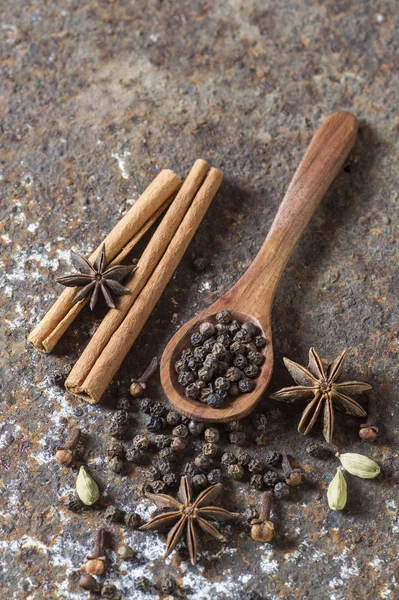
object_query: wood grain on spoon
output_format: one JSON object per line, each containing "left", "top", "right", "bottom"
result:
{"left": 161, "top": 111, "right": 359, "bottom": 422}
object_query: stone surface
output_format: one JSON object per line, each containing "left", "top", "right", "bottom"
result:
{"left": 0, "top": 1, "right": 398, "bottom": 599}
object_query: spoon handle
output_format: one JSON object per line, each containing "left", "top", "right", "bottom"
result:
{"left": 225, "top": 111, "right": 358, "bottom": 320}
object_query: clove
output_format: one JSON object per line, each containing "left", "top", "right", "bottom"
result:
{"left": 359, "top": 391, "right": 379, "bottom": 442}
{"left": 282, "top": 452, "right": 302, "bottom": 487}
{"left": 130, "top": 357, "right": 158, "bottom": 397}
{"left": 250, "top": 491, "right": 275, "bottom": 542}
{"left": 55, "top": 426, "right": 82, "bottom": 467}
{"left": 85, "top": 528, "right": 109, "bottom": 576}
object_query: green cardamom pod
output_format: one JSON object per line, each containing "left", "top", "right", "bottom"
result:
{"left": 76, "top": 466, "right": 100, "bottom": 505}
{"left": 327, "top": 467, "right": 347, "bottom": 511}
{"left": 336, "top": 452, "right": 380, "bottom": 479}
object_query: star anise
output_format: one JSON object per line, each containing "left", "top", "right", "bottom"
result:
{"left": 270, "top": 348, "right": 371, "bottom": 443}
{"left": 56, "top": 244, "right": 136, "bottom": 310}
{"left": 140, "top": 476, "right": 239, "bottom": 565}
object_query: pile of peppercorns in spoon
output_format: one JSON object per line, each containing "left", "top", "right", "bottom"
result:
{"left": 175, "top": 310, "right": 266, "bottom": 408}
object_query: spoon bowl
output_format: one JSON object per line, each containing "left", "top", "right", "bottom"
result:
{"left": 161, "top": 112, "right": 359, "bottom": 422}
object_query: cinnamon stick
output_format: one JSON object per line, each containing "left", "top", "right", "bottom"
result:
{"left": 27, "top": 169, "right": 182, "bottom": 353}
{"left": 66, "top": 166, "right": 223, "bottom": 403}
{"left": 66, "top": 159, "right": 210, "bottom": 395}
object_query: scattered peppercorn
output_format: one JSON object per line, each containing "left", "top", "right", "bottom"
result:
{"left": 204, "top": 427, "right": 220, "bottom": 443}
{"left": 135, "top": 576, "right": 151, "bottom": 592}
{"left": 172, "top": 424, "right": 189, "bottom": 438}
{"left": 154, "top": 434, "right": 170, "bottom": 449}
{"left": 125, "top": 448, "right": 144, "bottom": 463}
{"left": 158, "top": 447, "right": 174, "bottom": 462}
{"left": 188, "top": 420, "right": 205, "bottom": 437}
{"left": 104, "top": 505, "right": 125, "bottom": 523}
{"left": 101, "top": 583, "right": 118, "bottom": 598}
{"left": 163, "top": 472, "right": 178, "bottom": 487}
{"left": 108, "top": 456, "right": 124, "bottom": 473}
{"left": 64, "top": 492, "right": 83, "bottom": 512}
{"left": 207, "top": 468, "right": 222, "bottom": 485}
{"left": 151, "top": 480, "right": 167, "bottom": 493}
{"left": 116, "top": 395, "right": 130, "bottom": 411}
{"left": 146, "top": 416, "right": 165, "bottom": 432}
{"left": 263, "top": 471, "right": 280, "bottom": 486}
{"left": 221, "top": 452, "right": 237, "bottom": 467}
{"left": 166, "top": 410, "right": 181, "bottom": 426}
{"left": 117, "top": 544, "right": 135, "bottom": 560}
{"left": 192, "top": 473, "right": 208, "bottom": 490}
{"left": 160, "top": 575, "right": 177, "bottom": 595}
{"left": 194, "top": 454, "right": 214, "bottom": 471}
{"left": 306, "top": 442, "right": 330, "bottom": 459}
{"left": 264, "top": 451, "right": 281, "bottom": 466}
{"left": 182, "top": 462, "right": 201, "bottom": 478}
{"left": 107, "top": 440, "right": 125, "bottom": 459}
{"left": 248, "top": 458, "right": 263, "bottom": 474}
{"left": 227, "top": 463, "right": 245, "bottom": 480}
{"left": 139, "top": 398, "right": 154, "bottom": 414}
{"left": 203, "top": 442, "right": 218, "bottom": 457}
{"left": 250, "top": 474, "right": 263, "bottom": 490}
{"left": 236, "top": 449, "right": 251, "bottom": 466}
{"left": 243, "top": 507, "right": 259, "bottom": 523}
{"left": 274, "top": 482, "right": 290, "bottom": 499}
{"left": 224, "top": 420, "right": 241, "bottom": 432}
{"left": 171, "top": 437, "right": 187, "bottom": 453}
{"left": 229, "top": 431, "right": 246, "bottom": 445}
{"left": 124, "top": 511, "right": 142, "bottom": 529}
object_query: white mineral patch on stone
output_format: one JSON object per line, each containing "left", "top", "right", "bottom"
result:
{"left": 27, "top": 222, "right": 39, "bottom": 233}
{"left": 198, "top": 280, "right": 211, "bottom": 292}
{"left": 111, "top": 151, "right": 131, "bottom": 179}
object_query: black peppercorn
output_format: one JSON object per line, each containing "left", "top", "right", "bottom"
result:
{"left": 274, "top": 481, "right": 290, "bottom": 499}
{"left": 104, "top": 505, "right": 125, "bottom": 523}
{"left": 182, "top": 462, "right": 201, "bottom": 478}
{"left": 244, "top": 364, "right": 259, "bottom": 379}
{"left": 263, "top": 471, "right": 280, "bottom": 486}
{"left": 243, "top": 507, "right": 259, "bottom": 523}
{"left": 200, "top": 386, "right": 213, "bottom": 403}
{"left": 227, "top": 463, "right": 244, "bottom": 480}
{"left": 53, "top": 369, "right": 67, "bottom": 388}
{"left": 185, "top": 382, "right": 201, "bottom": 399}
{"left": 199, "top": 321, "right": 215, "bottom": 339}
{"left": 124, "top": 511, "right": 142, "bottom": 528}
{"left": 171, "top": 437, "right": 187, "bottom": 453}
{"left": 216, "top": 309, "right": 232, "bottom": 324}
{"left": 207, "top": 393, "right": 224, "bottom": 408}
{"left": 144, "top": 466, "right": 160, "bottom": 482}
{"left": 198, "top": 366, "right": 214, "bottom": 383}
{"left": 149, "top": 402, "right": 167, "bottom": 417}
{"left": 192, "top": 473, "right": 208, "bottom": 490}
{"left": 156, "top": 459, "right": 173, "bottom": 474}
{"left": 221, "top": 452, "right": 237, "bottom": 466}
{"left": 238, "top": 378, "right": 254, "bottom": 393}
{"left": 255, "top": 413, "right": 268, "bottom": 430}
{"left": 160, "top": 575, "right": 177, "bottom": 595}
{"left": 151, "top": 480, "right": 167, "bottom": 493}
{"left": 202, "top": 442, "right": 218, "bottom": 457}
{"left": 190, "top": 332, "right": 204, "bottom": 347}
{"left": 236, "top": 449, "right": 251, "bottom": 466}
{"left": 233, "top": 355, "right": 248, "bottom": 369}
{"left": 247, "top": 351, "right": 264, "bottom": 366}
{"left": 203, "top": 337, "right": 216, "bottom": 351}
{"left": 230, "top": 341, "right": 246, "bottom": 355}
{"left": 186, "top": 356, "right": 202, "bottom": 372}
{"left": 217, "top": 333, "right": 232, "bottom": 347}
{"left": 116, "top": 395, "right": 131, "bottom": 411}
{"left": 139, "top": 397, "right": 154, "bottom": 414}
{"left": 188, "top": 420, "right": 205, "bottom": 437}
{"left": 158, "top": 447, "right": 174, "bottom": 461}
{"left": 101, "top": 583, "right": 118, "bottom": 598}
{"left": 225, "top": 366, "right": 243, "bottom": 382}
{"left": 224, "top": 420, "right": 241, "bottom": 432}
{"left": 248, "top": 458, "right": 263, "bottom": 473}
{"left": 229, "top": 383, "right": 240, "bottom": 396}
{"left": 125, "top": 448, "right": 144, "bottom": 463}
{"left": 234, "top": 329, "right": 251, "bottom": 343}
{"left": 132, "top": 434, "right": 149, "bottom": 450}
{"left": 204, "top": 427, "right": 220, "bottom": 443}
{"left": 242, "top": 322, "right": 258, "bottom": 337}
{"left": 146, "top": 416, "right": 165, "bottom": 432}
{"left": 175, "top": 358, "right": 187, "bottom": 374}
{"left": 306, "top": 442, "right": 329, "bottom": 458}
{"left": 135, "top": 576, "right": 151, "bottom": 592}
{"left": 64, "top": 492, "right": 83, "bottom": 512}
{"left": 107, "top": 440, "right": 125, "bottom": 459}
{"left": 229, "top": 431, "right": 246, "bottom": 445}
{"left": 172, "top": 424, "right": 189, "bottom": 438}
{"left": 154, "top": 434, "right": 170, "bottom": 449}
{"left": 255, "top": 432, "right": 268, "bottom": 446}
{"left": 254, "top": 335, "right": 266, "bottom": 348}
{"left": 108, "top": 422, "right": 129, "bottom": 440}
{"left": 113, "top": 410, "right": 129, "bottom": 426}
{"left": 228, "top": 320, "right": 241, "bottom": 336}
{"left": 250, "top": 474, "right": 263, "bottom": 490}
{"left": 203, "top": 355, "right": 219, "bottom": 370}
{"left": 163, "top": 472, "right": 178, "bottom": 487}
{"left": 245, "top": 342, "right": 257, "bottom": 354}
{"left": 194, "top": 454, "right": 214, "bottom": 471}
{"left": 178, "top": 371, "right": 195, "bottom": 386}
{"left": 212, "top": 342, "right": 227, "bottom": 360}
{"left": 193, "top": 346, "right": 208, "bottom": 361}
{"left": 108, "top": 456, "right": 124, "bottom": 473}
{"left": 166, "top": 410, "right": 181, "bottom": 426}
{"left": 264, "top": 451, "right": 282, "bottom": 466}
{"left": 213, "top": 376, "right": 230, "bottom": 391}
{"left": 207, "top": 468, "right": 222, "bottom": 485}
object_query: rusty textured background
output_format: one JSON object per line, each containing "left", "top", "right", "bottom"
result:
{"left": 1, "top": 1, "right": 398, "bottom": 599}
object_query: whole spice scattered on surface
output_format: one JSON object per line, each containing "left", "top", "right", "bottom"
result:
{"left": 117, "top": 544, "right": 135, "bottom": 560}
{"left": 359, "top": 391, "right": 379, "bottom": 442}
{"left": 79, "top": 573, "right": 99, "bottom": 592}
{"left": 250, "top": 491, "right": 275, "bottom": 542}
{"left": 55, "top": 425, "right": 81, "bottom": 467}
{"left": 282, "top": 453, "right": 302, "bottom": 487}
{"left": 57, "top": 244, "right": 136, "bottom": 310}
{"left": 175, "top": 310, "right": 266, "bottom": 408}
{"left": 270, "top": 348, "right": 371, "bottom": 443}
{"left": 327, "top": 467, "right": 347, "bottom": 511}
{"left": 130, "top": 357, "right": 158, "bottom": 397}
{"left": 85, "top": 528, "right": 109, "bottom": 578}
{"left": 140, "top": 475, "right": 239, "bottom": 565}
{"left": 76, "top": 466, "right": 100, "bottom": 506}
{"left": 336, "top": 452, "right": 380, "bottom": 479}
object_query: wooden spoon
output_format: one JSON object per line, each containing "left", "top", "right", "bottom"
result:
{"left": 161, "top": 111, "right": 358, "bottom": 422}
